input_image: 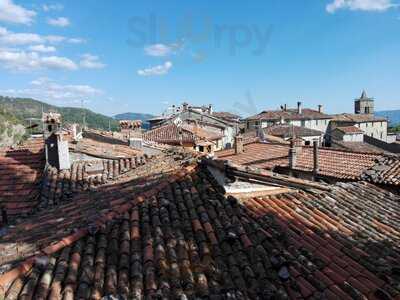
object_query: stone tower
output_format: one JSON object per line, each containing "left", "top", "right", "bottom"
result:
{"left": 355, "top": 90, "right": 374, "bottom": 115}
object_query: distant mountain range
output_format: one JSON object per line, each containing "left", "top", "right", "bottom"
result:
{"left": 375, "top": 110, "right": 400, "bottom": 126}
{"left": 0, "top": 96, "right": 120, "bottom": 131}
{"left": 114, "top": 112, "right": 155, "bottom": 130}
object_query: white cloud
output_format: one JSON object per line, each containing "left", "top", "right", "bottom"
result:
{"left": 79, "top": 53, "right": 106, "bottom": 69}
{"left": 144, "top": 42, "right": 184, "bottom": 57}
{"left": 0, "top": 49, "right": 78, "bottom": 71}
{"left": 68, "top": 37, "right": 86, "bottom": 44}
{"left": 42, "top": 3, "right": 63, "bottom": 12}
{"left": 137, "top": 61, "right": 173, "bottom": 76}
{"left": 47, "top": 17, "right": 70, "bottom": 27}
{"left": 327, "top": 0, "right": 398, "bottom": 13}
{"left": 0, "top": 0, "right": 36, "bottom": 25}
{"left": 28, "top": 44, "right": 56, "bottom": 53}
{"left": 1, "top": 77, "right": 102, "bottom": 103}
{"left": 0, "top": 27, "right": 85, "bottom": 46}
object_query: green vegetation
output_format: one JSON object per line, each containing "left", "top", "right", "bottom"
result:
{"left": 0, "top": 96, "right": 120, "bottom": 131}
{"left": 0, "top": 106, "right": 28, "bottom": 146}
{"left": 389, "top": 125, "right": 400, "bottom": 133}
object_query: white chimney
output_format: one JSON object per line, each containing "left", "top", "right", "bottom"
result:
{"left": 297, "top": 102, "right": 302, "bottom": 114}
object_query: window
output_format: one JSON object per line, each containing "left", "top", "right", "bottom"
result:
{"left": 305, "top": 141, "right": 311, "bottom": 146}
{"left": 316, "top": 120, "right": 319, "bottom": 126}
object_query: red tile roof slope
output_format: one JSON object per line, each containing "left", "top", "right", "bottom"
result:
{"left": 39, "top": 155, "right": 149, "bottom": 210}
{"left": 247, "top": 108, "right": 332, "bottom": 121}
{"left": 0, "top": 137, "right": 45, "bottom": 217}
{"left": 334, "top": 126, "right": 364, "bottom": 134}
{"left": 332, "top": 113, "right": 387, "bottom": 123}
{"left": 0, "top": 151, "right": 195, "bottom": 271}
{"left": 265, "top": 124, "right": 323, "bottom": 138}
{"left": 216, "top": 142, "right": 381, "bottom": 179}
{"left": 69, "top": 137, "right": 142, "bottom": 159}
{"left": 1, "top": 167, "right": 399, "bottom": 299}
{"left": 331, "top": 140, "right": 385, "bottom": 154}
{"left": 143, "top": 124, "right": 196, "bottom": 145}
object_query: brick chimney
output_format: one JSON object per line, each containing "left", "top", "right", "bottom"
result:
{"left": 234, "top": 134, "right": 244, "bottom": 154}
{"left": 318, "top": 105, "right": 323, "bottom": 113}
{"left": 313, "top": 140, "right": 319, "bottom": 179}
{"left": 297, "top": 101, "right": 302, "bottom": 114}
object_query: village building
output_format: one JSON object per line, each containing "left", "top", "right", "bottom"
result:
{"left": 328, "top": 91, "right": 388, "bottom": 142}
{"left": 2, "top": 103, "right": 400, "bottom": 300}
{"left": 1, "top": 137, "right": 400, "bottom": 299}
{"left": 215, "top": 134, "right": 400, "bottom": 186}
{"left": 143, "top": 123, "right": 225, "bottom": 153}
{"left": 148, "top": 102, "right": 240, "bottom": 149}
{"left": 245, "top": 102, "right": 332, "bottom": 136}
{"left": 263, "top": 124, "right": 324, "bottom": 145}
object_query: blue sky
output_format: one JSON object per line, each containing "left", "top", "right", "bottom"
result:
{"left": 0, "top": 0, "right": 399, "bottom": 117}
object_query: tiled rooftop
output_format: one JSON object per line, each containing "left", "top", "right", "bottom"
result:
{"left": 143, "top": 123, "right": 223, "bottom": 146}
{"left": 1, "top": 165, "right": 399, "bottom": 299}
{"left": 264, "top": 125, "right": 323, "bottom": 138}
{"left": 0, "top": 151, "right": 195, "bottom": 272}
{"left": 362, "top": 156, "right": 400, "bottom": 186}
{"left": 332, "top": 113, "right": 387, "bottom": 123}
{"left": 331, "top": 140, "right": 385, "bottom": 154}
{"left": 247, "top": 108, "right": 332, "bottom": 121}
{"left": 215, "top": 142, "right": 381, "bottom": 180}
{"left": 0, "top": 137, "right": 45, "bottom": 217}
{"left": 334, "top": 126, "right": 364, "bottom": 134}
{"left": 69, "top": 136, "right": 142, "bottom": 159}
{"left": 143, "top": 124, "right": 196, "bottom": 145}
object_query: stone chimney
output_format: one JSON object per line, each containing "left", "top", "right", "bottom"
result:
{"left": 234, "top": 134, "right": 244, "bottom": 154}
{"left": 297, "top": 101, "right": 302, "bottom": 114}
{"left": 72, "top": 123, "right": 78, "bottom": 141}
{"left": 313, "top": 140, "right": 319, "bottom": 179}
{"left": 318, "top": 105, "right": 323, "bottom": 113}
{"left": 45, "top": 132, "right": 70, "bottom": 170}
{"left": 182, "top": 102, "right": 189, "bottom": 112}
{"left": 129, "top": 137, "right": 143, "bottom": 149}
{"left": 289, "top": 137, "right": 303, "bottom": 169}
{"left": 208, "top": 104, "right": 213, "bottom": 114}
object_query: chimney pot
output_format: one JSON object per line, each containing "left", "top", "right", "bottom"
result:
{"left": 318, "top": 105, "right": 323, "bottom": 113}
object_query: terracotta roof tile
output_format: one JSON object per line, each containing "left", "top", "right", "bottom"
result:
{"left": 0, "top": 137, "right": 45, "bottom": 218}
{"left": 216, "top": 142, "right": 381, "bottom": 180}
{"left": 247, "top": 108, "right": 332, "bottom": 121}
{"left": 362, "top": 156, "right": 400, "bottom": 186}
{"left": 0, "top": 165, "right": 399, "bottom": 299}
{"left": 334, "top": 126, "right": 364, "bottom": 134}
